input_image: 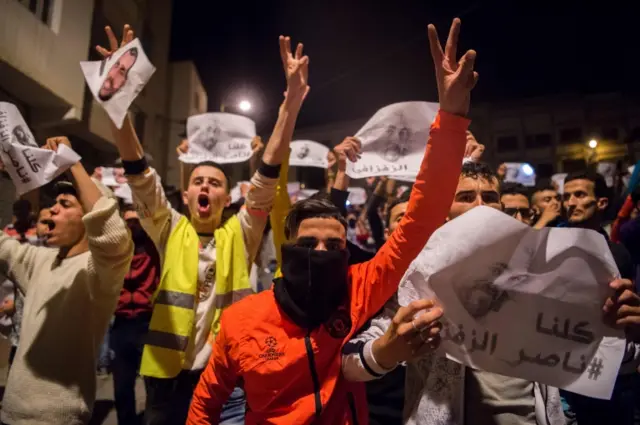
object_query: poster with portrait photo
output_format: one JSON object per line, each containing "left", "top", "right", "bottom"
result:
{"left": 289, "top": 140, "right": 329, "bottom": 169}
{"left": 180, "top": 113, "right": 256, "bottom": 165}
{"left": 0, "top": 102, "right": 81, "bottom": 195}
{"left": 346, "top": 102, "right": 439, "bottom": 179}
{"left": 80, "top": 38, "right": 156, "bottom": 129}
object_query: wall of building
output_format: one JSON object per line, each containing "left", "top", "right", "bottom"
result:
{"left": 0, "top": 0, "right": 95, "bottom": 116}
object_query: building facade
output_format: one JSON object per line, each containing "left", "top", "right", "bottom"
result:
{"left": 0, "top": 0, "right": 207, "bottom": 224}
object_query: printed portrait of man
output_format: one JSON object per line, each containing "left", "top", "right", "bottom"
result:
{"left": 194, "top": 123, "right": 221, "bottom": 152}
{"left": 297, "top": 144, "right": 310, "bottom": 160}
{"left": 12, "top": 126, "right": 32, "bottom": 146}
{"left": 383, "top": 125, "right": 412, "bottom": 163}
{"left": 98, "top": 47, "right": 139, "bottom": 102}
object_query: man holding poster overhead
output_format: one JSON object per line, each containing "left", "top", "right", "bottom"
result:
{"left": 98, "top": 24, "right": 309, "bottom": 425}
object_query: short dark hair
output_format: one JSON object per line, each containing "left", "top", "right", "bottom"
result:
{"left": 190, "top": 161, "right": 231, "bottom": 191}
{"left": 461, "top": 161, "right": 498, "bottom": 182}
{"left": 500, "top": 182, "right": 530, "bottom": 200}
{"left": 284, "top": 193, "right": 347, "bottom": 239}
{"left": 52, "top": 181, "right": 78, "bottom": 199}
{"left": 385, "top": 189, "right": 411, "bottom": 229}
{"left": 564, "top": 171, "right": 608, "bottom": 199}
{"left": 12, "top": 199, "right": 32, "bottom": 217}
{"left": 533, "top": 183, "right": 557, "bottom": 194}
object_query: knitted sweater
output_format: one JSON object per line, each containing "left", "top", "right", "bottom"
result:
{"left": 0, "top": 196, "right": 133, "bottom": 425}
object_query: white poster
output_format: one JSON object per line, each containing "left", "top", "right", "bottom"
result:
{"left": 597, "top": 162, "right": 616, "bottom": 188}
{"left": 0, "top": 103, "right": 81, "bottom": 195}
{"left": 347, "top": 102, "right": 439, "bottom": 179}
{"left": 406, "top": 206, "right": 625, "bottom": 399}
{"left": 80, "top": 38, "right": 156, "bottom": 129}
{"left": 347, "top": 187, "right": 367, "bottom": 206}
{"left": 95, "top": 166, "right": 131, "bottom": 204}
{"left": 552, "top": 173, "right": 568, "bottom": 194}
{"left": 230, "top": 181, "right": 250, "bottom": 204}
{"left": 180, "top": 113, "right": 256, "bottom": 165}
{"left": 289, "top": 140, "right": 329, "bottom": 169}
{"left": 503, "top": 163, "right": 536, "bottom": 187}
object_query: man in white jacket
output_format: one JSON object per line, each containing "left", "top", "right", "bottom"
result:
{"left": 0, "top": 137, "right": 133, "bottom": 425}
{"left": 342, "top": 161, "right": 640, "bottom": 425}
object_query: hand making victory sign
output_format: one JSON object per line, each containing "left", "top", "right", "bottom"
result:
{"left": 95, "top": 24, "right": 135, "bottom": 58}
{"left": 279, "top": 36, "right": 310, "bottom": 102}
{"left": 428, "top": 18, "right": 478, "bottom": 117}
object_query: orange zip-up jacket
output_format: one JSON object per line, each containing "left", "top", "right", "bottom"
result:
{"left": 187, "top": 111, "right": 470, "bottom": 425}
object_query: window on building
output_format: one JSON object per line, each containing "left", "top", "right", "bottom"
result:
{"left": 602, "top": 127, "right": 619, "bottom": 142}
{"left": 16, "top": 0, "right": 54, "bottom": 25}
{"left": 559, "top": 127, "right": 583, "bottom": 144}
{"left": 525, "top": 133, "right": 552, "bottom": 149}
{"left": 535, "top": 163, "right": 554, "bottom": 179}
{"left": 496, "top": 135, "right": 519, "bottom": 152}
{"left": 562, "top": 159, "right": 587, "bottom": 173}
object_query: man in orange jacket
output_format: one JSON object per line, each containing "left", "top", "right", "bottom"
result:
{"left": 188, "top": 17, "right": 479, "bottom": 425}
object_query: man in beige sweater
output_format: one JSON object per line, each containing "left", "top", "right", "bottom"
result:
{"left": 0, "top": 137, "right": 134, "bottom": 425}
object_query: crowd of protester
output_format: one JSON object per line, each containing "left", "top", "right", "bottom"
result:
{"left": 1, "top": 18, "right": 640, "bottom": 425}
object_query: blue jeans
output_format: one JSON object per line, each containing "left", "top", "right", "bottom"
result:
{"left": 220, "top": 387, "right": 246, "bottom": 425}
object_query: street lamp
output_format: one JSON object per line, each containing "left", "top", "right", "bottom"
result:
{"left": 238, "top": 100, "right": 252, "bottom": 112}
{"left": 588, "top": 139, "right": 598, "bottom": 149}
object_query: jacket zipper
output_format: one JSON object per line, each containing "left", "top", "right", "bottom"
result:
{"left": 304, "top": 332, "right": 322, "bottom": 418}
{"left": 347, "top": 392, "right": 359, "bottom": 425}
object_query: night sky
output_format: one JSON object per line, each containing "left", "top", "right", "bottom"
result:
{"left": 170, "top": 1, "right": 638, "bottom": 131}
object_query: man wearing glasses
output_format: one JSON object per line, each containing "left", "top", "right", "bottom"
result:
{"left": 500, "top": 182, "right": 534, "bottom": 225}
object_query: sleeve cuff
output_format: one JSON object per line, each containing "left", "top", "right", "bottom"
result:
{"left": 122, "top": 158, "right": 148, "bottom": 176}
{"left": 362, "top": 340, "right": 396, "bottom": 377}
{"left": 258, "top": 161, "right": 281, "bottom": 179}
{"left": 435, "top": 110, "right": 471, "bottom": 131}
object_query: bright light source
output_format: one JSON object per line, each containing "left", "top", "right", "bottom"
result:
{"left": 238, "top": 100, "right": 252, "bottom": 112}
{"left": 345, "top": 200, "right": 351, "bottom": 206}
{"left": 521, "top": 163, "right": 534, "bottom": 176}
{"left": 588, "top": 139, "right": 598, "bottom": 149}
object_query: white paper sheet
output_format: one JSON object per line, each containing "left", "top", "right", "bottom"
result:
{"left": 230, "top": 181, "right": 250, "bottom": 204}
{"left": 113, "top": 183, "right": 133, "bottom": 205}
{"left": 346, "top": 102, "right": 439, "bottom": 179}
{"left": 80, "top": 38, "right": 156, "bottom": 129}
{"left": 292, "top": 189, "right": 318, "bottom": 202}
{"left": 503, "top": 162, "right": 536, "bottom": 187}
{"left": 552, "top": 173, "right": 568, "bottom": 194}
{"left": 289, "top": 140, "right": 329, "bottom": 169}
{"left": 597, "top": 162, "right": 616, "bottom": 188}
{"left": 180, "top": 113, "right": 256, "bottom": 165}
{"left": 0, "top": 103, "right": 81, "bottom": 195}
{"left": 406, "top": 206, "right": 625, "bottom": 400}
{"left": 347, "top": 187, "right": 367, "bottom": 206}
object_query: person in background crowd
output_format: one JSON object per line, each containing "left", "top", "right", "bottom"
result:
{"left": 531, "top": 184, "right": 562, "bottom": 229}
{"left": 110, "top": 202, "right": 161, "bottom": 425}
{"left": 2, "top": 200, "right": 37, "bottom": 244}
{"left": 0, "top": 136, "right": 133, "bottom": 425}
{"left": 500, "top": 182, "right": 533, "bottom": 225}
{"left": 101, "top": 24, "right": 304, "bottom": 425}
{"left": 187, "top": 17, "right": 477, "bottom": 424}
{"left": 610, "top": 186, "right": 640, "bottom": 289}
{"left": 35, "top": 207, "right": 52, "bottom": 245}
{"left": 560, "top": 171, "right": 638, "bottom": 425}
{"left": 496, "top": 162, "right": 507, "bottom": 181}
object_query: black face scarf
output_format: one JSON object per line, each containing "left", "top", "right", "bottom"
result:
{"left": 275, "top": 244, "right": 350, "bottom": 330}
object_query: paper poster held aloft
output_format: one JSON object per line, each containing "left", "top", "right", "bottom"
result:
{"left": 552, "top": 173, "right": 568, "bottom": 194}
{"left": 230, "top": 181, "right": 251, "bottom": 204}
{"left": 347, "top": 187, "right": 367, "bottom": 206}
{"left": 81, "top": 38, "right": 156, "bottom": 129}
{"left": 503, "top": 163, "right": 536, "bottom": 187}
{"left": 180, "top": 113, "right": 256, "bottom": 165}
{"left": 0, "top": 103, "right": 81, "bottom": 196}
{"left": 596, "top": 162, "right": 616, "bottom": 188}
{"left": 407, "top": 206, "right": 625, "bottom": 399}
{"left": 289, "top": 140, "right": 329, "bottom": 169}
{"left": 94, "top": 167, "right": 132, "bottom": 204}
{"left": 347, "top": 101, "right": 439, "bottom": 179}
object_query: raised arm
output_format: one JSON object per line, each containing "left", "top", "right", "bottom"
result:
{"left": 350, "top": 18, "right": 477, "bottom": 326}
{"left": 237, "top": 35, "right": 310, "bottom": 267}
{"left": 329, "top": 137, "right": 361, "bottom": 216}
{"left": 96, "top": 25, "right": 176, "bottom": 247}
